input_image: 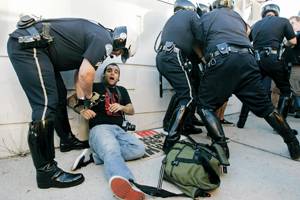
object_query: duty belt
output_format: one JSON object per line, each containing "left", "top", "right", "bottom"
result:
{"left": 209, "top": 46, "right": 251, "bottom": 58}
{"left": 258, "top": 47, "right": 278, "bottom": 55}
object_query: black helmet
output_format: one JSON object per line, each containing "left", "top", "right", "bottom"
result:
{"left": 212, "top": 0, "right": 234, "bottom": 9}
{"left": 112, "top": 26, "right": 138, "bottom": 63}
{"left": 261, "top": 3, "right": 280, "bottom": 18}
{"left": 174, "top": 0, "right": 196, "bottom": 13}
{"left": 196, "top": 3, "right": 210, "bottom": 17}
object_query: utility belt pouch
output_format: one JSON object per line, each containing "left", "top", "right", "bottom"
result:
{"left": 17, "top": 16, "right": 53, "bottom": 49}
{"left": 216, "top": 43, "right": 229, "bottom": 56}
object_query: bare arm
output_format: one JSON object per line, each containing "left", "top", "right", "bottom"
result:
{"left": 77, "top": 58, "right": 96, "bottom": 99}
{"left": 109, "top": 103, "right": 135, "bottom": 115}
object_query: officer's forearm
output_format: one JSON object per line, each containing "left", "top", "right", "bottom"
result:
{"left": 78, "top": 73, "right": 94, "bottom": 99}
{"left": 78, "top": 58, "right": 96, "bottom": 99}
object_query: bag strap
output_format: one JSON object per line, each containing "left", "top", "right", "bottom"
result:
{"left": 130, "top": 156, "right": 185, "bottom": 198}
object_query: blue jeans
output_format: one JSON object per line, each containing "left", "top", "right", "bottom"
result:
{"left": 89, "top": 124, "right": 145, "bottom": 181}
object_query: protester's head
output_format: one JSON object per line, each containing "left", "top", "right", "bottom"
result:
{"left": 174, "top": 0, "right": 196, "bottom": 13}
{"left": 289, "top": 16, "right": 300, "bottom": 32}
{"left": 211, "top": 0, "right": 234, "bottom": 10}
{"left": 102, "top": 63, "right": 120, "bottom": 86}
{"left": 261, "top": 3, "right": 280, "bottom": 18}
{"left": 111, "top": 26, "right": 139, "bottom": 63}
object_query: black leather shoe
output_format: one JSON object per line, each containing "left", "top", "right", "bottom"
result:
{"left": 37, "top": 162, "right": 84, "bottom": 189}
{"left": 60, "top": 134, "right": 89, "bottom": 152}
{"left": 287, "top": 140, "right": 300, "bottom": 161}
{"left": 182, "top": 125, "right": 202, "bottom": 135}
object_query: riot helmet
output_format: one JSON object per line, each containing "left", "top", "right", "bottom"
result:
{"left": 261, "top": 3, "right": 280, "bottom": 18}
{"left": 112, "top": 26, "right": 139, "bottom": 63}
{"left": 212, "top": 0, "right": 235, "bottom": 9}
{"left": 196, "top": 3, "right": 210, "bottom": 17}
{"left": 174, "top": 0, "right": 196, "bottom": 13}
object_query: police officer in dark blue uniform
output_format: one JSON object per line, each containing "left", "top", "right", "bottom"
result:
{"left": 156, "top": 0, "right": 205, "bottom": 152}
{"left": 162, "top": 0, "right": 205, "bottom": 136}
{"left": 196, "top": 0, "right": 300, "bottom": 161}
{"left": 237, "top": 4, "right": 298, "bottom": 128}
{"left": 7, "top": 16, "right": 137, "bottom": 188}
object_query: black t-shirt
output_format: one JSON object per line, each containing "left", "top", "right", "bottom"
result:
{"left": 160, "top": 10, "right": 202, "bottom": 57}
{"left": 89, "top": 82, "right": 132, "bottom": 129}
{"left": 250, "top": 16, "right": 295, "bottom": 50}
{"left": 198, "top": 8, "right": 251, "bottom": 55}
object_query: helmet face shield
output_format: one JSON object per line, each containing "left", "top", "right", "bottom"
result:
{"left": 112, "top": 26, "right": 139, "bottom": 63}
{"left": 121, "top": 48, "right": 129, "bottom": 63}
{"left": 112, "top": 26, "right": 127, "bottom": 50}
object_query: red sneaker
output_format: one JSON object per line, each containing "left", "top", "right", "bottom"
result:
{"left": 109, "top": 176, "right": 145, "bottom": 200}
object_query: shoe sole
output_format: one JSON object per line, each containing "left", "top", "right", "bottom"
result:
{"left": 38, "top": 175, "right": 85, "bottom": 189}
{"left": 109, "top": 176, "right": 145, "bottom": 200}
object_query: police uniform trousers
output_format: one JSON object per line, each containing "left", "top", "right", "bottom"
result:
{"left": 198, "top": 52, "right": 273, "bottom": 117}
{"left": 7, "top": 37, "right": 58, "bottom": 121}
{"left": 156, "top": 50, "right": 194, "bottom": 108}
{"left": 259, "top": 54, "right": 291, "bottom": 96}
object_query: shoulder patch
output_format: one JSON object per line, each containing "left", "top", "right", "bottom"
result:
{"left": 105, "top": 44, "right": 113, "bottom": 57}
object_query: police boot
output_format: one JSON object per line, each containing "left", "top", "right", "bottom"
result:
{"left": 236, "top": 104, "right": 250, "bottom": 128}
{"left": 55, "top": 105, "right": 89, "bottom": 152}
{"left": 264, "top": 111, "right": 300, "bottom": 161}
{"left": 28, "top": 120, "right": 85, "bottom": 188}
{"left": 163, "top": 105, "right": 187, "bottom": 153}
{"left": 163, "top": 94, "right": 179, "bottom": 132}
{"left": 198, "top": 108, "right": 230, "bottom": 159}
{"left": 277, "top": 95, "right": 292, "bottom": 119}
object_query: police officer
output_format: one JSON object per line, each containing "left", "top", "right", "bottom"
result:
{"left": 156, "top": 0, "right": 204, "bottom": 152}
{"left": 196, "top": 0, "right": 300, "bottom": 161}
{"left": 251, "top": 4, "right": 297, "bottom": 118}
{"left": 7, "top": 16, "right": 137, "bottom": 188}
{"left": 162, "top": 0, "right": 205, "bottom": 136}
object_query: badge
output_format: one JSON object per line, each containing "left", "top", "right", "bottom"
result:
{"left": 105, "top": 44, "right": 113, "bottom": 57}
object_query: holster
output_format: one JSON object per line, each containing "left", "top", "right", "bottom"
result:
{"left": 17, "top": 15, "right": 53, "bottom": 49}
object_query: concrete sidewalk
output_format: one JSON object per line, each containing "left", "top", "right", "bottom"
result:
{"left": 1, "top": 113, "right": 300, "bottom": 200}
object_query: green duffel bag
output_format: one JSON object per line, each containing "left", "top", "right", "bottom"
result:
{"left": 163, "top": 141, "right": 221, "bottom": 198}
{"left": 131, "top": 139, "right": 228, "bottom": 199}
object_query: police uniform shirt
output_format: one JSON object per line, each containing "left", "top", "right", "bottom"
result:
{"left": 89, "top": 82, "right": 132, "bottom": 129}
{"left": 43, "top": 18, "right": 112, "bottom": 71}
{"left": 250, "top": 16, "right": 296, "bottom": 49}
{"left": 197, "top": 8, "right": 251, "bottom": 55}
{"left": 160, "top": 10, "right": 202, "bottom": 57}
